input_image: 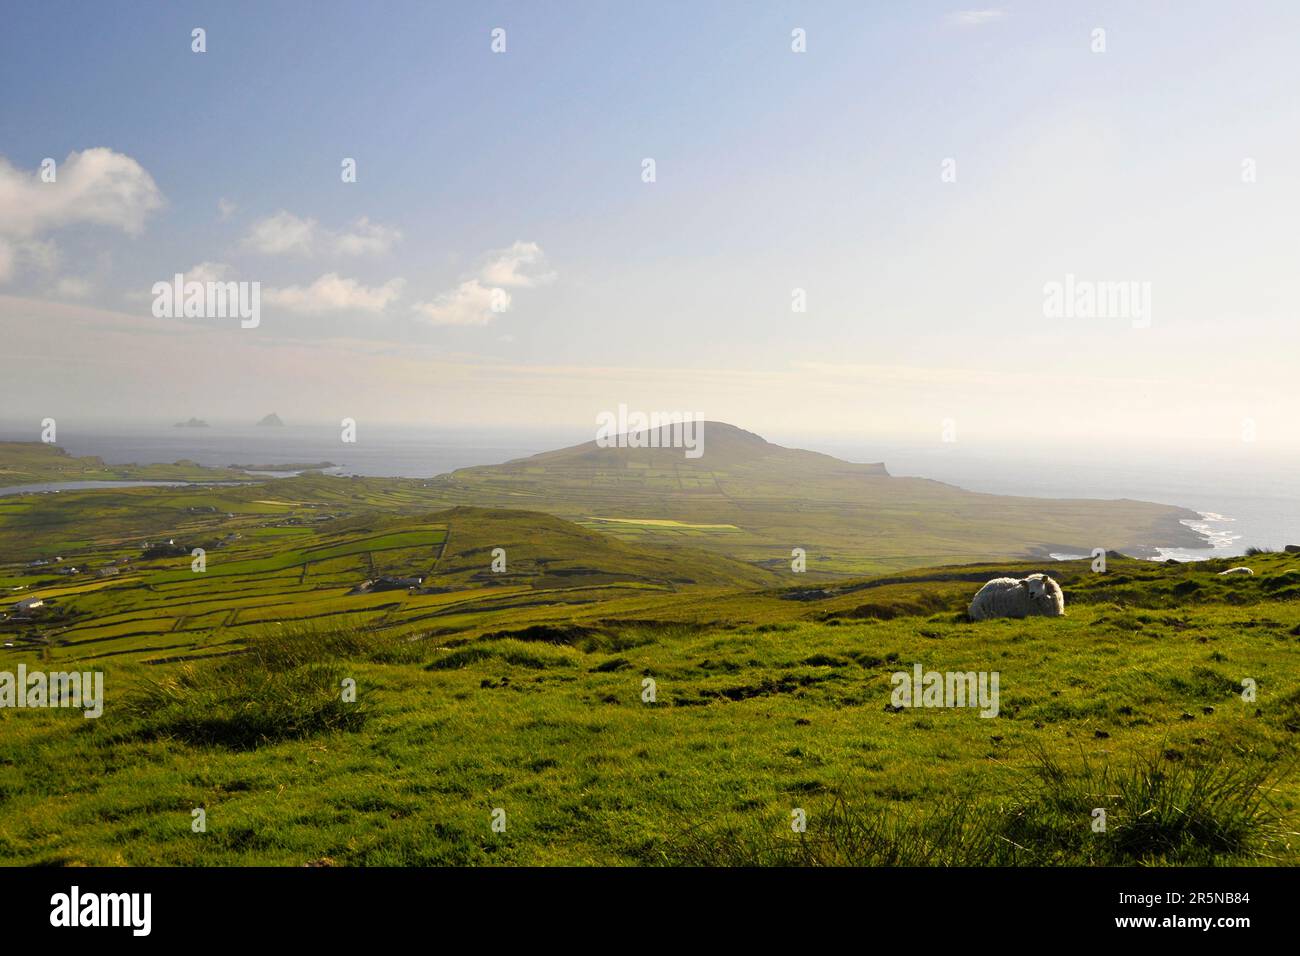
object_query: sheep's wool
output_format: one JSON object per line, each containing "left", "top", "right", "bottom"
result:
{"left": 969, "top": 574, "right": 1065, "bottom": 621}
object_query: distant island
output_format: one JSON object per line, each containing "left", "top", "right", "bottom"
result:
{"left": 173, "top": 418, "right": 209, "bottom": 428}
{"left": 256, "top": 413, "right": 285, "bottom": 427}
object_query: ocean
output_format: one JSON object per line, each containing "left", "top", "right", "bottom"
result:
{"left": 802, "top": 437, "right": 1300, "bottom": 560}
{"left": 3, "top": 421, "right": 1296, "bottom": 561}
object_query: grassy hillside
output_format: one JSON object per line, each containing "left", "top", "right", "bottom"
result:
{"left": 1, "top": 545, "right": 1297, "bottom": 866}
{"left": 0, "top": 504, "right": 773, "bottom": 665}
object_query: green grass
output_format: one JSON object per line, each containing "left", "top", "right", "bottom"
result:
{"left": 1, "top": 440, "right": 1297, "bottom": 867}
{"left": 664, "top": 745, "right": 1289, "bottom": 865}
{"left": 114, "top": 626, "right": 371, "bottom": 750}
{"left": 1, "top": 550, "right": 1297, "bottom": 866}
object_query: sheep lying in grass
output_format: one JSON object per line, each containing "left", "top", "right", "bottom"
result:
{"left": 1218, "top": 566, "right": 1254, "bottom": 576}
{"left": 968, "top": 573, "right": 1065, "bottom": 621}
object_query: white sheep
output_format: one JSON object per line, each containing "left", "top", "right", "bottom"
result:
{"left": 968, "top": 573, "right": 1065, "bottom": 621}
{"left": 1218, "top": 566, "right": 1254, "bottom": 576}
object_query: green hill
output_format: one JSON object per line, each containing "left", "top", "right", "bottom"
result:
{"left": 430, "top": 422, "right": 1207, "bottom": 574}
{"left": 0, "top": 441, "right": 246, "bottom": 486}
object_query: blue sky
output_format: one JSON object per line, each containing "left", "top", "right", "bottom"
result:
{"left": 2, "top": 1, "right": 1299, "bottom": 450}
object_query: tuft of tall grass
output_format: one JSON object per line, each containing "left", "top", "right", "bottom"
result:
{"left": 661, "top": 745, "right": 1288, "bottom": 866}
{"left": 113, "top": 623, "right": 373, "bottom": 750}
{"left": 426, "top": 638, "right": 576, "bottom": 671}
{"left": 999, "top": 746, "right": 1287, "bottom": 865}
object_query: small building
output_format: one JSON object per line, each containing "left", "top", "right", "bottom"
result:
{"left": 14, "top": 597, "right": 44, "bottom": 612}
{"left": 141, "top": 539, "right": 187, "bottom": 559}
{"left": 370, "top": 576, "right": 425, "bottom": 592}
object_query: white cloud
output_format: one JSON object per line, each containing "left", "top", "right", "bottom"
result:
{"left": 0, "top": 148, "right": 162, "bottom": 286}
{"left": 184, "top": 261, "right": 231, "bottom": 284}
{"left": 413, "top": 279, "right": 511, "bottom": 326}
{"left": 0, "top": 148, "right": 164, "bottom": 240}
{"left": 121, "top": 261, "right": 233, "bottom": 303}
{"left": 413, "top": 240, "right": 552, "bottom": 326}
{"left": 265, "top": 273, "right": 405, "bottom": 314}
{"left": 945, "top": 10, "right": 1005, "bottom": 27}
{"left": 241, "top": 210, "right": 318, "bottom": 255}
{"left": 479, "top": 240, "right": 556, "bottom": 288}
{"left": 241, "top": 211, "right": 401, "bottom": 257}
{"left": 217, "top": 198, "right": 237, "bottom": 221}
{"left": 334, "top": 217, "right": 402, "bottom": 256}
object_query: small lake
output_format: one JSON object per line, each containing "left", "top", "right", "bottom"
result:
{"left": 0, "top": 480, "right": 257, "bottom": 497}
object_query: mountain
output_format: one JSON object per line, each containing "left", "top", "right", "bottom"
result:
{"left": 430, "top": 422, "right": 1207, "bottom": 575}
{"left": 528, "top": 421, "right": 888, "bottom": 475}
{"left": 256, "top": 413, "right": 285, "bottom": 427}
{"left": 173, "top": 417, "right": 209, "bottom": 428}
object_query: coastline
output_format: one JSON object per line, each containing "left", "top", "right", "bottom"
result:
{"left": 1047, "top": 508, "right": 1232, "bottom": 563}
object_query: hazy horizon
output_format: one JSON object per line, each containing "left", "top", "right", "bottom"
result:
{"left": 6, "top": 413, "right": 1300, "bottom": 462}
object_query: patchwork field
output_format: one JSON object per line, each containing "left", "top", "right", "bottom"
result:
{"left": 0, "top": 474, "right": 776, "bottom": 663}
